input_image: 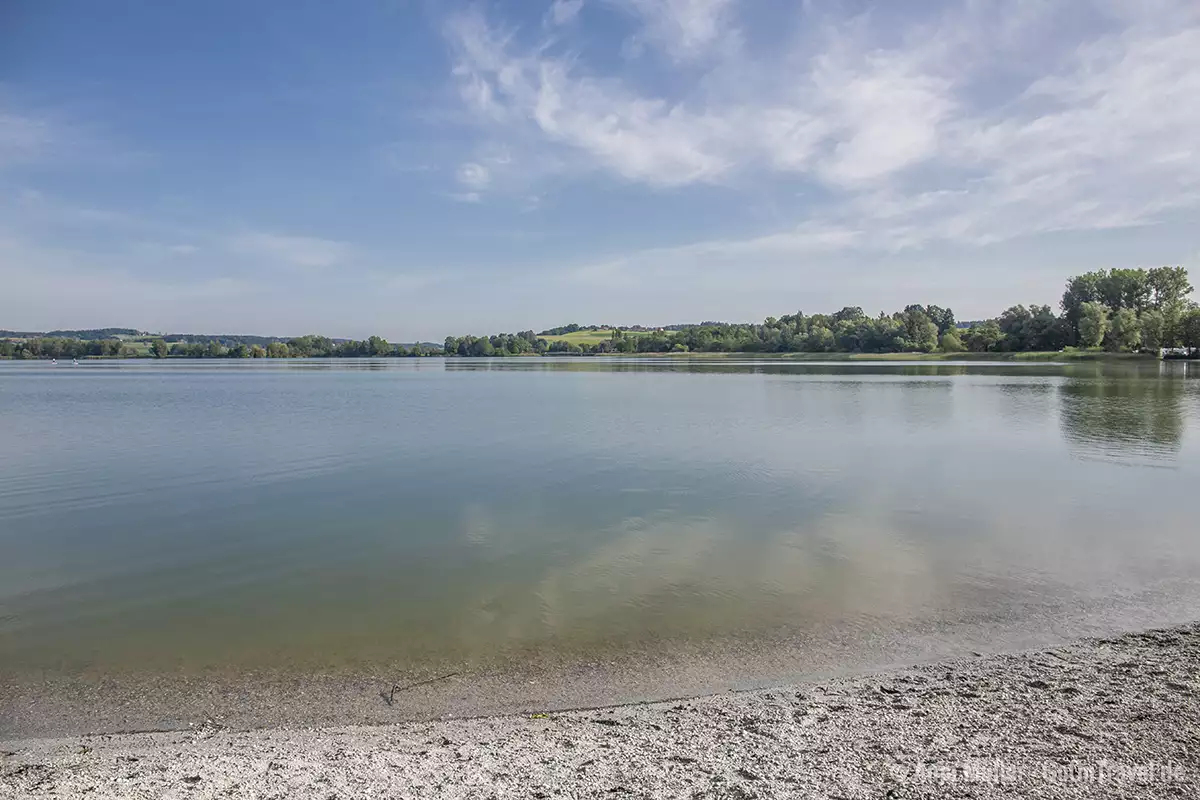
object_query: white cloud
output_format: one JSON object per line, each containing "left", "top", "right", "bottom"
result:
{"left": 229, "top": 232, "right": 352, "bottom": 269}
{"left": 548, "top": 0, "right": 584, "bottom": 26}
{"left": 612, "top": 0, "right": 738, "bottom": 61}
{"left": 445, "top": 0, "right": 1200, "bottom": 254}
{"left": 456, "top": 161, "right": 491, "bottom": 190}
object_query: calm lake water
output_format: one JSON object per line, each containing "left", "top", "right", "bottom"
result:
{"left": 3, "top": 357, "right": 1200, "bottom": 733}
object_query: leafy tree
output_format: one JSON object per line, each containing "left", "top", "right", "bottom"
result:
{"left": 901, "top": 306, "right": 938, "bottom": 351}
{"left": 939, "top": 329, "right": 965, "bottom": 352}
{"left": 1138, "top": 309, "right": 1166, "bottom": 351}
{"left": 150, "top": 338, "right": 170, "bottom": 358}
{"left": 1147, "top": 265, "right": 1193, "bottom": 346}
{"left": 1098, "top": 268, "right": 1151, "bottom": 313}
{"left": 1106, "top": 308, "right": 1141, "bottom": 352}
{"left": 366, "top": 335, "right": 390, "bottom": 356}
{"left": 1078, "top": 301, "right": 1109, "bottom": 348}
{"left": 964, "top": 320, "right": 1004, "bottom": 352}
{"left": 923, "top": 305, "right": 956, "bottom": 335}
{"left": 805, "top": 325, "right": 835, "bottom": 352}
{"left": 1061, "top": 271, "right": 1105, "bottom": 341}
{"left": 998, "top": 306, "right": 1033, "bottom": 350}
{"left": 1181, "top": 309, "right": 1200, "bottom": 352}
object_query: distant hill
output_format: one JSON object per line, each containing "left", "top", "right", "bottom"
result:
{"left": 0, "top": 328, "right": 142, "bottom": 340}
{"left": 161, "top": 333, "right": 288, "bottom": 346}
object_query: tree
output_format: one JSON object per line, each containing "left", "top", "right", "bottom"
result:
{"left": 1106, "top": 308, "right": 1141, "bottom": 352}
{"left": 901, "top": 306, "right": 938, "bottom": 351}
{"left": 1138, "top": 309, "right": 1166, "bottom": 351}
{"left": 250, "top": 345, "right": 266, "bottom": 358}
{"left": 1078, "top": 301, "right": 1108, "bottom": 348}
{"left": 150, "top": 338, "right": 170, "bottom": 358}
{"left": 1146, "top": 266, "right": 1192, "bottom": 310}
{"left": 831, "top": 306, "right": 866, "bottom": 323}
{"left": 805, "top": 325, "right": 835, "bottom": 352}
{"left": 1098, "top": 268, "right": 1150, "bottom": 313}
{"left": 964, "top": 320, "right": 1003, "bottom": 352}
{"left": 1025, "top": 305, "right": 1068, "bottom": 351}
{"left": 939, "top": 329, "right": 965, "bottom": 352}
{"left": 914, "top": 320, "right": 939, "bottom": 352}
{"left": 1181, "top": 309, "right": 1200, "bottom": 353}
{"left": 1147, "top": 266, "right": 1193, "bottom": 346}
{"left": 1061, "top": 271, "right": 1105, "bottom": 341}
{"left": 998, "top": 306, "right": 1033, "bottom": 350}
{"left": 923, "top": 305, "right": 956, "bottom": 335}
{"left": 366, "top": 335, "right": 390, "bottom": 356}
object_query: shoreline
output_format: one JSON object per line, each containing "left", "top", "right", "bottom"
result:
{"left": 0, "top": 351, "right": 1165, "bottom": 362}
{"left": 4, "top": 622, "right": 1197, "bottom": 799}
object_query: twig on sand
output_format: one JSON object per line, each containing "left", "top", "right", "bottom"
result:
{"left": 382, "top": 672, "right": 461, "bottom": 706}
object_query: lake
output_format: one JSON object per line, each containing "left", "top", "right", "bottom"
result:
{"left": 3, "top": 357, "right": 1200, "bottom": 736}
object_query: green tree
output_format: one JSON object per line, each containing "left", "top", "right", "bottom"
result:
{"left": 366, "top": 335, "right": 390, "bottom": 356}
{"left": 1078, "top": 301, "right": 1108, "bottom": 348}
{"left": 1147, "top": 266, "right": 1193, "bottom": 346}
{"left": 923, "top": 305, "right": 956, "bottom": 335}
{"left": 250, "top": 345, "right": 266, "bottom": 358}
{"left": 150, "top": 338, "right": 170, "bottom": 358}
{"left": 1106, "top": 308, "right": 1141, "bottom": 352}
{"left": 1138, "top": 308, "right": 1166, "bottom": 351}
{"left": 998, "top": 305, "right": 1033, "bottom": 350}
{"left": 939, "top": 329, "right": 965, "bottom": 352}
{"left": 964, "top": 320, "right": 1003, "bottom": 352}
{"left": 1181, "top": 309, "right": 1200, "bottom": 352}
{"left": 1098, "top": 268, "right": 1150, "bottom": 312}
{"left": 1147, "top": 266, "right": 1192, "bottom": 310}
{"left": 1061, "top": 271, "right": 1105, "bottom": 342}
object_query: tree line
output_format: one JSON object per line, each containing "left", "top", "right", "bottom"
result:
{"left": 0, "top": 334, "right": 438, "bottom": 360}
{"left": 5, "top": 266, "right": 1197, "bottom": 360}
{"left": 165, "top": 335, "right": 436, "bottom": 359}
{"left": 445, "top": 266, "right": 1198, "bottom": 356}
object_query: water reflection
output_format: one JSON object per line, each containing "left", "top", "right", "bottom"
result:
{"left": 3, "top": 357, "right": 1200, "bottom": 685}
{"left": 1058, "top": 365, "right": 1187, "bottom": 464}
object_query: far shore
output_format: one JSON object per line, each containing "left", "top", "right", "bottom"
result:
{"left": 592, "top": 350, "right": 1159, "bottom": 361}
{"left": 4, "top": 622, "right": 1197, "bottom": 799}
{"left": 0, "top": 350, "right": 1167, "bottom": 362}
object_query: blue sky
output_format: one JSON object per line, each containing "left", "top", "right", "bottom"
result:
{"left": 2, "top": 0, "right": 1198, "bottom": 339}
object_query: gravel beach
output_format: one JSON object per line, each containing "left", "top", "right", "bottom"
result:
{"left": 3, "top": 623, "right": 1197, "bottom": 799}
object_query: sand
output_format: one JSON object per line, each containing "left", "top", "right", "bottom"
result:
{"left": 2, "top": 623, "right": 1197, "bottom": 799}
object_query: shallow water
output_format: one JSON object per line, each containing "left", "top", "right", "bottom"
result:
{"left": 3, "top": 357, "right": 1200, "bottom": 733}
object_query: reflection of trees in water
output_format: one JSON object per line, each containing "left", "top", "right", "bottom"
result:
{"left": 1058, "top": 368, "right": 1186, "bottom": 462}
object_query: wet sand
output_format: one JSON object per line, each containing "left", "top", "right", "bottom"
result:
{"left": 3, "top": 622, "right": 1197, "bottom": 799}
